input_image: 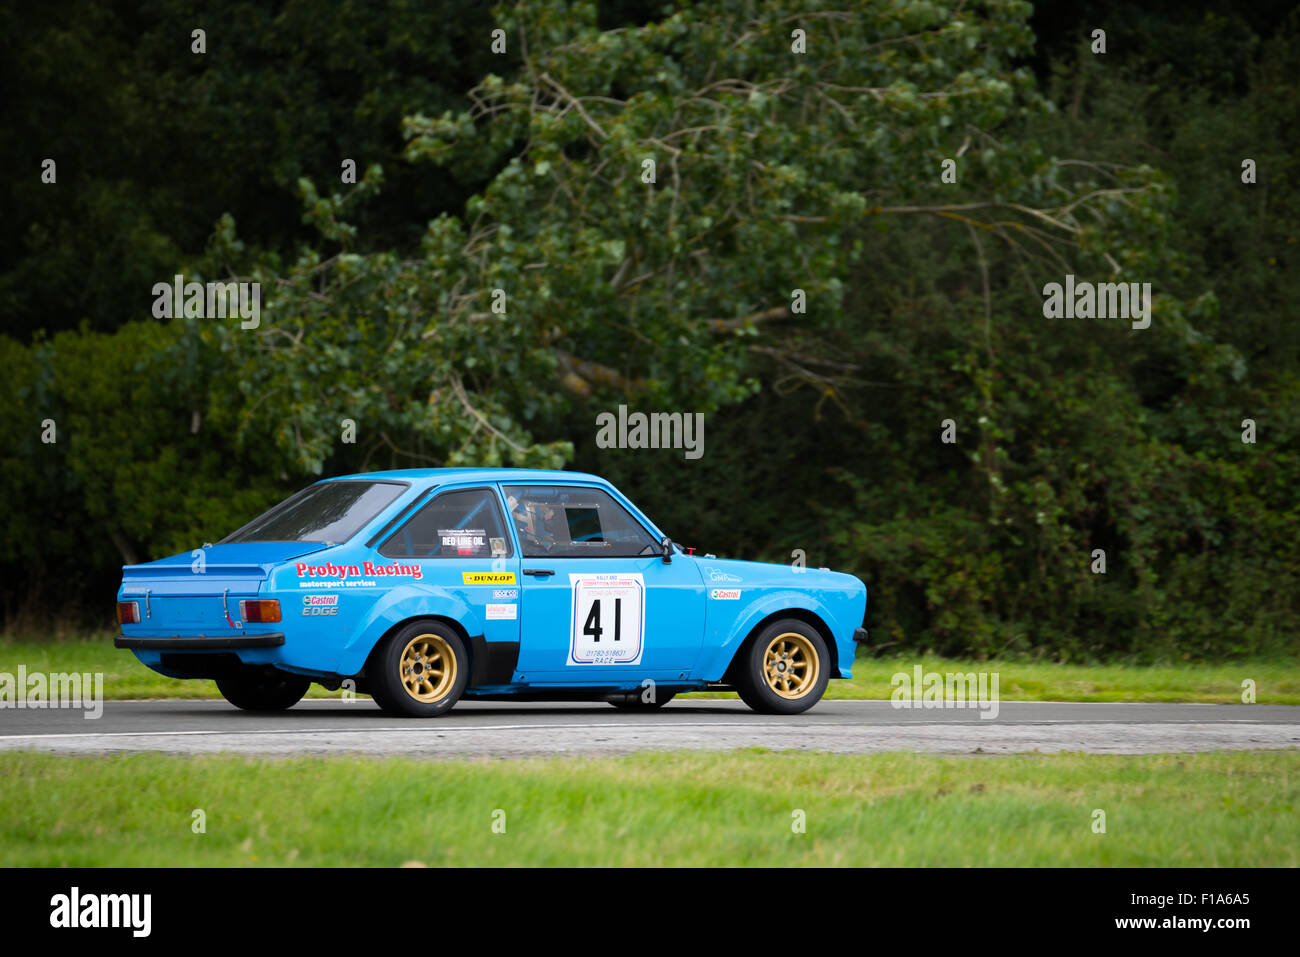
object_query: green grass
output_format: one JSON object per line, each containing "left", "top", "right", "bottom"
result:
{"left": 769, "top": 655, "right": 1300, "bottom": 705}
{"left": 0, "top": 634, "right": 345, "bottom": 700}
{"left": 1, "top": 635, "right": 1297, "bottom": 703}
{"left": 0, "top": 750, "right": 1295, "bottom": 866}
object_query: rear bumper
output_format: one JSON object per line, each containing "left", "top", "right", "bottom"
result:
{"left": 115, "top": 634, "right": 285, "bottom": 650}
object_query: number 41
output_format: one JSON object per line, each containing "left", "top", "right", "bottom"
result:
{"left": 583, "top": 598, "right": 622, "bottom": 642}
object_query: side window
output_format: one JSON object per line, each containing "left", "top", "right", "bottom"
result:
{"left": 379, "top": 488, "right": 512, "bottom": 559}
{"left": 502, "top": 486, "right": 658, "bottom": 559}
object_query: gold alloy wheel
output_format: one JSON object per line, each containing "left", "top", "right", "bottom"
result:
{"left": 762, "top": 632, "right": 819, "bottom": 699}
{"left": 399, "top": 634, "right": 456, "bottom": 702}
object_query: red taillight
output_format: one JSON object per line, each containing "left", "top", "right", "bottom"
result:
{"left": 116, "top": 601, "right": 140, "bottom": 624}
{"left": 239, "top": 599, "right": 281, "bottom": 623}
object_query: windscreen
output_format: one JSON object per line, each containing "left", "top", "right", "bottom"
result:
{"left": 224, "top": 481, "right": 406, "bottom": 544}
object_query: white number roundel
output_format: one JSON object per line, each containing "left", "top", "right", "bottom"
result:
{"left": 568, "top": 573, "right": 644, "bottom": 665}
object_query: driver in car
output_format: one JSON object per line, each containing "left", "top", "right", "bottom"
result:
{"left": 506, "top": 493, "right": 557, "bottom": 554}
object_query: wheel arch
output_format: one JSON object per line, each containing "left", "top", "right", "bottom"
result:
{"left": 721, "top": 607, "right": 837, "bottom": 684}
{"left": 338, "top": 584, "right": 482, "bottom": 676}
{"left": 361, "top": 613, "right": 474, "bottom": 678}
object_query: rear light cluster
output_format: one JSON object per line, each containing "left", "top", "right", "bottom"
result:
{"left": 116, "top": 601, "right": 140, "bottom": 624}
{"left": 239, "top": 599, "right": 281, "bottom": 623}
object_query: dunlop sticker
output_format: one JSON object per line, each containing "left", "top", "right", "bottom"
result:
{"left": 463, "top": 572, "right": 517, "bottom": 585}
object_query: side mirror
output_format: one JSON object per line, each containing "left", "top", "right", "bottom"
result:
{"left": 660, "top": 536, "right": 673, "bottom": 564}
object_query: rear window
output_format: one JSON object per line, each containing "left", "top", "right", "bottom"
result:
{"left": 224, "top": 482, "right": 407, "bottom": 544}
{"left": 379, "top": 487, "right": 512, "bottom": 559}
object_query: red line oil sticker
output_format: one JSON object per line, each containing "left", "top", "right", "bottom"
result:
{"left": 439, "top": 528, "right": 487, "bottom": 557}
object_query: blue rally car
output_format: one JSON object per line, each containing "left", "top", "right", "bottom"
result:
{"left": 115, "top": 469, "right": 867, "bottom": 716}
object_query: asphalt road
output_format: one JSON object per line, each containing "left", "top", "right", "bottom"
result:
{"left": 1, "top": 698, "right": 1297, "bottom": 758}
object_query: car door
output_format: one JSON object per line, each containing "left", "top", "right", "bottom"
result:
{"left": 373, "top": 484, "right": 521, "bottom": 647}
{"left": 503, "top": 483, "right": 706, "bottom": 682}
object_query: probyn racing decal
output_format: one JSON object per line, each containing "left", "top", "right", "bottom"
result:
{"left": 485, "top": 603, "right": 518, "bottom": 620}
{"left": 296, "top": 561, "right": 422, "bottom": 582}
{"left": 568, "top": 572, "right": 645, "bottom": 666}
{"left": 463, "top": 572, "right": 517, "bottom": 585}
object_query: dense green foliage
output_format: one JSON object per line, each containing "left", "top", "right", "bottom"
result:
{"left": 2, "top": 1, "right": 1296, "bottom": 659}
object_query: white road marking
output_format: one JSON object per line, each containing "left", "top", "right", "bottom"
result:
{"left": 0, "top": 721, "right": 811, "bottom": 741}
{"left": 0, "top": 719, "right": 1280, "bottom": 742}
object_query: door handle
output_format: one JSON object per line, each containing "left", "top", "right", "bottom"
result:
{"left": 522, "top": 568, "right": 554, "bottom": 576}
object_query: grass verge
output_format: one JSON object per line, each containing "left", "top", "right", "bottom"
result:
{"left": 1, "top": 636, "right": 1296, "bottom": 704}
{"left": 806, "top": 656, "right": 1298, "bottom": 704}
{"left": 0, "top": 749, "right": 1295, "bottom": 866}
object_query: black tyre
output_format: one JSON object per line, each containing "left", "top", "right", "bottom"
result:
{"left": 734, "top": 619, "right": 830, "bottom": 715}
{"left": 368, "top": 620, "right": 469, "bottom": 717}
{"left": 607, "top": 689, "right": 676, "bottom": 710}
{"left": 215, "top": 669, "right": 311, "bottom": 712}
